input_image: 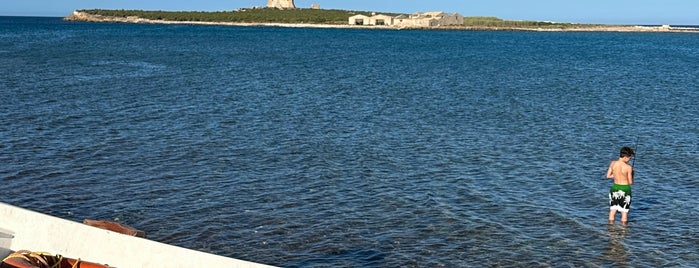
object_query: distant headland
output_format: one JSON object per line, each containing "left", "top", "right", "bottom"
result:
{"left": 64, "top": 9, "right": 699, "bottom": 33}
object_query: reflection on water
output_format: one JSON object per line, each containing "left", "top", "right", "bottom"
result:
{"left": 603, "top": 224, "right": 629, "bottom": 266}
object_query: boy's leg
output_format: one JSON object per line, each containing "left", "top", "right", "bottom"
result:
{"left": 620, "top": 212, "right": 628, "bottom": 225}
{"left": 608, "top": 209, "right": 616, "bottom": 224}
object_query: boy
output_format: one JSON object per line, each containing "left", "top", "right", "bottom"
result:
{"left": 606, "top": 146, "right": 635, "bottom": 225}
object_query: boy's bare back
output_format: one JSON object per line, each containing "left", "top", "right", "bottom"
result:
{"left": 606, "top": 159, "right": 633, "bottom": 185}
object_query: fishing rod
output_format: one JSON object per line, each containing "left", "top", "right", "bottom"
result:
{"left": 632, "top": 137, "right": 638, "bottom": 168}
{"left": 631, "top": 85, "right": 640, "bottom": 168}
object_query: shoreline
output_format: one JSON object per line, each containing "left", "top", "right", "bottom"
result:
{"left": 64, "top": 11, "right": 699, "bottom": 33}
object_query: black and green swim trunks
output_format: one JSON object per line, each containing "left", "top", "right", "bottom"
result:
{"left": 609, "top": 184, "right": 632, "bottom": 212}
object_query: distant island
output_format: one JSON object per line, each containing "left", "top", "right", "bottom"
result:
{"left": 64, "top": 9, "right": 699, "bottom": 33}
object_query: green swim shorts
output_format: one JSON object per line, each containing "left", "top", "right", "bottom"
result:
{"left": 609, "top": 184, "right": 632, "bottom": 212}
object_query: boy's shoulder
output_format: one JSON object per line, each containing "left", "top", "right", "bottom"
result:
{"left": 612, "top": 159, "right": 631, "bottom": 167}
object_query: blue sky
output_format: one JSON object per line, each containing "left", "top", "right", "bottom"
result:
{"left": 2, "top": 0, "right": 697, "bottom": 25}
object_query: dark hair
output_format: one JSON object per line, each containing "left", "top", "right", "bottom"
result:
{"left": 620, "top": 146, "right": 635, "bottom": 158}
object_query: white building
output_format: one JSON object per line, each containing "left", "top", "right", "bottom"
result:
{"left": 349, "top": 14, "right": 371, "bottom": 25}
{"left": 348, "top": 14, "right": 394, "bottom": 26}
{"left": 369, "top": 14, "right": 394, "bottom": 26}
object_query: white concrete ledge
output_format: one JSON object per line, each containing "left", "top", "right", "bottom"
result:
{"left": 0, "top": 202, "right": 277, "bottom": 268}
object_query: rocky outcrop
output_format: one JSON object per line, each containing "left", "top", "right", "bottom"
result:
{"left": 64, "top": 11, "right": 148, "bottom": 23}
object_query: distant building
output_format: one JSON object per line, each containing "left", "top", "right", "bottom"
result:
{"left": 349, "top": 14, "right": 371, "bottom": 25}
{"left": 267, "top": 0, "right": 295, "bottom": 9}
{"left": 311, "top": 3, "right": 320, "bottom": 10}
{"left": 394, "top": 12, "right": 464, "bottom": 27}
{"left": 369, "top": 14, "right": 394, "bottom": 26}
{"left": 350, "top": 11, "right": 464, "bottom": 27}
{"left": 394, "top": 14, "right": 410, "bottom": 26}
{"left": 348, "top": 14, "right": 393, "bottom": 26}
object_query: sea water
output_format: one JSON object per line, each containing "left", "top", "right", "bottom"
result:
{"left": 1, "top": 16, "right": 698, "bottom": 267}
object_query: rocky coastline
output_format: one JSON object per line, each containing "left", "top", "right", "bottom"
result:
{"left": 64, "top": 11, "right": 698, "bottom": 33}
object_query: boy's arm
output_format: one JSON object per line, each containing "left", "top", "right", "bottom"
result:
{"left": 605, "top": 161, "right": 614, "bottom": 179}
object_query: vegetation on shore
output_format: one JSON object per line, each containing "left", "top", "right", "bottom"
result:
{"left": 461, "top": 16, "right": 605, "bottom": 29}
{"left": 77, "top": 8, "right": 402, "bottom": 25}
{"left": 75, "top": 9, "right": 607, "bottom": 29}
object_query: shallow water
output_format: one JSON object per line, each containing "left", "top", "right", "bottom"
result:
{"left": 1, "top": 17, "right": 699, "bottom": 267}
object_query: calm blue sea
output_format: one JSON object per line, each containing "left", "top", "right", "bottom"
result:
{"left": 1, "top": 16, "right": 699, "bottom": 267}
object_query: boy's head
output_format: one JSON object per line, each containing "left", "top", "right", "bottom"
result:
{"left": 620, "top": 146, "right": 635, "bottom": 158}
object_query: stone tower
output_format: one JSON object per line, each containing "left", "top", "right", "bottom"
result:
{"left": 267, "top": 0, "right": 295, "bottom": 9}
